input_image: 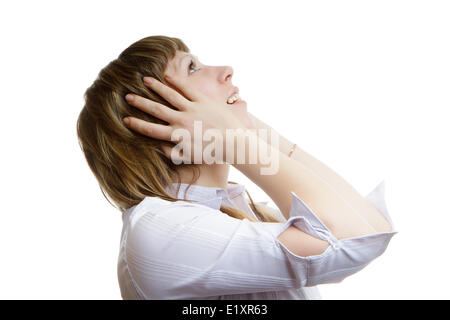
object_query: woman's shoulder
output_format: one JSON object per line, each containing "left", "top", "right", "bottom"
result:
{"left": 123, "top": 197, "right": 243, "bottom": 258}
{"left": 125, "top": 196, "right": 229, "bottom": 230}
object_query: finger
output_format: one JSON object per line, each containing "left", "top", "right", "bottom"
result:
{"left": 164, "top": 74, "right": 205, "bottom": 102}
{"left": 142, "top": 77, "right": 191, "bottom": 111}
{"left": 144, "top": 77, "right": 203, "bottom": 111}
{"left": 123, "top": 117, "right": 173, "bottom": 141}
{"left": 160, "top": 143, "right": 190, "bottom": 164}
{"left": 160, "top": 143, "right": 173, "bottom": 159}
{"left": 126, "top": 94, "right": 180, "bottom": 123}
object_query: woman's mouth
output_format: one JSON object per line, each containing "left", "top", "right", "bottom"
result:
{"left": 227, "top": 93, "right": 241, "bottom": 104}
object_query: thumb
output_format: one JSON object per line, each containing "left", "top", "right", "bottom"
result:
{"left": 160, "top": 143, "right": 190, "bottom": 164}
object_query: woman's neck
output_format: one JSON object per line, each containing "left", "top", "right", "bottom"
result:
{"left": 174, "top": 163, "right": 230, "bottom": 190}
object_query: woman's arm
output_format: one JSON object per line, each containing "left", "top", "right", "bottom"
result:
{"left": 122, "top": 75, "right": 391, "bottom": 240}
{"left": 233, "top": 130, "right": 392, "bottom": 240}
{"left": 247, "top": 113, "right": 393, "bottom": 234}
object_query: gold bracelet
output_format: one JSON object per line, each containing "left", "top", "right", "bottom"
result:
{"left": 288, "top": 143, "right": 297, "bottom": 158}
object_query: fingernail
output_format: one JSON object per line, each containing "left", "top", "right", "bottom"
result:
{"left": 123, "top": 117, "right": 130, "bottom": 125}
{"left": 143, "top": 77, "right": 153, "bottom": 85}
{"left": 125, "top": 94, "right": 134, "bottom": 102}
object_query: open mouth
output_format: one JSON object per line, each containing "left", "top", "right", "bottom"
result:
{"left": 227, "top": 93, "right": 241, "bottom": 105}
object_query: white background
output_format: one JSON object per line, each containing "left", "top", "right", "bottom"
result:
{"left": 0, "top": 0, "right": 449, "bottom": 299}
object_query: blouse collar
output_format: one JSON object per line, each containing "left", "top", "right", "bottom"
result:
{"left": 165, "top": 182, "right": 247, "bottom": 210}
{"left": 122, "top": 182, "right": 257, "bottom": 222}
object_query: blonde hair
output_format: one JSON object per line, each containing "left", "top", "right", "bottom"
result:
{"left": 76, "top": 35, "right": 282, "bottom": 223}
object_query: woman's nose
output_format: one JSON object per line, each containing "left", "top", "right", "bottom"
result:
{"left": 221, "top": 66, "right": 234, "bottom": 83}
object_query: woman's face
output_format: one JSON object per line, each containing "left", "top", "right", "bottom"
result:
{"left": 164, "top": 50, "right": 245, "bottom": 107}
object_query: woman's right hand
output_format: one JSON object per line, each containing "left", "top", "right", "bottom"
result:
{"left": 123, "top": 75, "right": 254, "bottom": 164}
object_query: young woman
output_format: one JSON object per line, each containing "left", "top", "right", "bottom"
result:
{"left": 77, "top": 35, "right": 397, "bottom": 300}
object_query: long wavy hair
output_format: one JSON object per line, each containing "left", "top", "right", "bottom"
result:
{"left": 76, "top": 35, "right": 281, "bottom": 223}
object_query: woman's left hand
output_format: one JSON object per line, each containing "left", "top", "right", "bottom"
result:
{"left": 123, "top": 74, "right": 256, "bottom": 163}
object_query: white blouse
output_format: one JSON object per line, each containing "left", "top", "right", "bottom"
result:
{"left": 117, "top": 181, "right": 397, "bottom": 300}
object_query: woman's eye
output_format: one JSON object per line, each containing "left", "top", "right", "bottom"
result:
{"left": 188, "top": 59, "right": 198, "bottom": 74}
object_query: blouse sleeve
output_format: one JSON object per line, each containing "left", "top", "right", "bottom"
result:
{"left": 125, "top": 181, "right": 397, "bottom": 299}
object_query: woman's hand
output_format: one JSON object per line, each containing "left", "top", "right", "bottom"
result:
{"left": 123, "top": 75, "right": 254, "bottom": 164}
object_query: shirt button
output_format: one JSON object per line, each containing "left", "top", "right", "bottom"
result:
{"left": 332, "top": 241, "right": 342, "bottom": 250}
